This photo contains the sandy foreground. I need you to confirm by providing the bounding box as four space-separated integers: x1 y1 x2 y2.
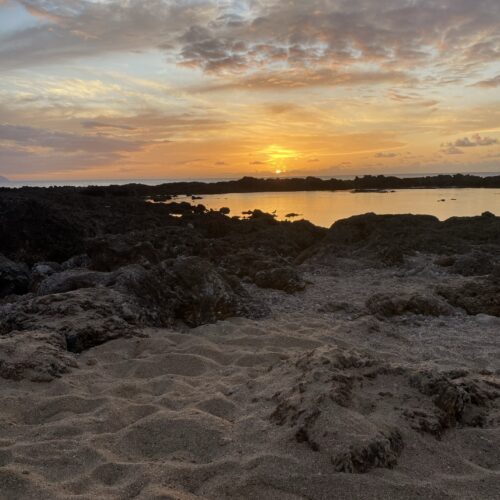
1 255 499 499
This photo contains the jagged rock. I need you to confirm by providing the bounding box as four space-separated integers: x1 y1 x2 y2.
0 254 30 297
61 254 91 270
169 257 265 326
407 370 497 436
86 235 160 271
366 292 453 317
0 330 76 382
0 287 143 354
30 261 62 288
37 269 114 296
254 266 306 293
438 279 500 316
309 213 500 267
266 347 403 473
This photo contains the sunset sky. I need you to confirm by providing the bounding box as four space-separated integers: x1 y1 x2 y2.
0 0 499 181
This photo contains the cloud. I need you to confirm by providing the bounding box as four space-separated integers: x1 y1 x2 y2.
81 120 137 131
0 0 498 90
374 152 399 158
441 145 464 155
201 68 411 91
447 134 499 148
472 75 500 88
0 123 144 153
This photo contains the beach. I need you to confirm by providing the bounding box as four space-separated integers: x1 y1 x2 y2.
0 186 499 499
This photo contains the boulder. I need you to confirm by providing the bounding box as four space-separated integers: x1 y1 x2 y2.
0 254 30 297
0 330 76 382
86 235 160 271
254 266 306 293
168 257 265 326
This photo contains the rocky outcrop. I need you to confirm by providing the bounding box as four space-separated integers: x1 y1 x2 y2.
438 278 500 316
309 213 500 267
261 346 498 473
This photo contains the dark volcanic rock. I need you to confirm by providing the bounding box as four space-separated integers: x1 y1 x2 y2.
169 257 265 326
86 235 160 271
310 213 500 266
438 279 500 316
37 269 114 296
0 330 76 382
366 292 453 317
254 266 306 293
0 254 30 297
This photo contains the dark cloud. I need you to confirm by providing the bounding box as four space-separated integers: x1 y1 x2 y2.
450 134 499 148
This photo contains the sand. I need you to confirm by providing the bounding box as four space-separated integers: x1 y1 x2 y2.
1 255 499 499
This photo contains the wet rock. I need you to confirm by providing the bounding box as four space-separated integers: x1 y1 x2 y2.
366 292 453 317
0 254 30 297
254 266 306 293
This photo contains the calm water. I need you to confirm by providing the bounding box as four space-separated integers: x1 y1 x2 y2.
184 189 500 228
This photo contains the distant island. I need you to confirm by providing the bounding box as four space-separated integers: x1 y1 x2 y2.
58 173 500 196
2 173 500 195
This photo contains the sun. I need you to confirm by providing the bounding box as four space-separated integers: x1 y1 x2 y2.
260 145 297 176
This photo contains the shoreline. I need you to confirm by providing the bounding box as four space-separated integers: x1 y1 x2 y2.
0 188 499 498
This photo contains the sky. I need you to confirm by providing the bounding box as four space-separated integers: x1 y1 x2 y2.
0 0 499 181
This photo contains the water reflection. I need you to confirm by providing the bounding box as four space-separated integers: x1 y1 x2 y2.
183 189 500 228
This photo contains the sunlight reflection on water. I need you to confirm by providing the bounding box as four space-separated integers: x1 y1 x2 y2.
181 189 500 228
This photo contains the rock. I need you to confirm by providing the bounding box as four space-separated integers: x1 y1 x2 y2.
366 292 453 317
86 235 160 271
37 269 114 296
475 314 500 326
169 257 265 326
0 254 30 297
0 287 143 355
267 347 403 473
254 266 306 293
0 330 76 382
450 252 497 276
438 279 500 316
309 213 500 267
219 207 230 215
61 254 91 270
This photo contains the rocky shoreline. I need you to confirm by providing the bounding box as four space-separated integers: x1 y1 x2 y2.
0 187 499 499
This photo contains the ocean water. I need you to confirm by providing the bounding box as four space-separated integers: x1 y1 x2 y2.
180 188 500 228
